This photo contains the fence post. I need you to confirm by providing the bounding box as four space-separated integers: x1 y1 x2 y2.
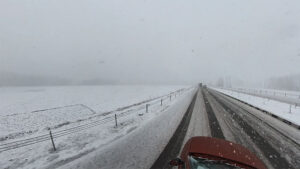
115 114 118 127
146 104 149 113
289 104 292 113
170 95 172 101
161 99 163 106
49 129 56 151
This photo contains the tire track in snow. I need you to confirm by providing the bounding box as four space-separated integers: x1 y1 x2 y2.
201 89 225 139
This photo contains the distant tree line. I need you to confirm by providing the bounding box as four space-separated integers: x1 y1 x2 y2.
266 74 300 91
0 72 72 86
215 77 232 88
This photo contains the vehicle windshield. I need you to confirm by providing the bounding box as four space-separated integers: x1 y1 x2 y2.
189 155 242 169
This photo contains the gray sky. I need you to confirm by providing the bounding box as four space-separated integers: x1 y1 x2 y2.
1 0 300 85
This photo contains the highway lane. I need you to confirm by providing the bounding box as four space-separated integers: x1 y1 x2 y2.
150 86 299 169
203 88 300 169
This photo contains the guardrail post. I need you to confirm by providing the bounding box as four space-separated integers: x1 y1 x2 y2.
115 114 118 127
49 129 56 151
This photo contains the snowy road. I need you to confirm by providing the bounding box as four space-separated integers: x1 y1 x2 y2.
199 88 300 169
145 87 300 169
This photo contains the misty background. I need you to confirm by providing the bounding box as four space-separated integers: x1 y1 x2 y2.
1 0 300 90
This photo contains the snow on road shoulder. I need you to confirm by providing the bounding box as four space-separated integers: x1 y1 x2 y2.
213 88 300 126
59 88 197 169
0 86 195 169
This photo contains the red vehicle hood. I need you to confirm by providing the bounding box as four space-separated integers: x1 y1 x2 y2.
185 137 267 169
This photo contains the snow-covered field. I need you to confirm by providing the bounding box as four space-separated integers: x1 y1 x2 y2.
214 88 300 126
224 87 300 105
0 85 195 169
0 85 187 139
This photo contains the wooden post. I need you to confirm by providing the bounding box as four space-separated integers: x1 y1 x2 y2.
115 114 118 127
49 130 56 151
146 104 149 113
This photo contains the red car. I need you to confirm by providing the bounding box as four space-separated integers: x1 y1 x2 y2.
169 137 267 169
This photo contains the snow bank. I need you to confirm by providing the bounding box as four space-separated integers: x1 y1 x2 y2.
59 88 197 169
214 88 300 126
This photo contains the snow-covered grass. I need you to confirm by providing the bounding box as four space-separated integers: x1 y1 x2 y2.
0 85 195 169
213 88 300 126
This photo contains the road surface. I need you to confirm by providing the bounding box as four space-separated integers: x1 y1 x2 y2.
152 87 300 169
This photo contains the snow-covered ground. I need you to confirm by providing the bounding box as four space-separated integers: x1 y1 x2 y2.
0 85 195 169
213 88 300 126
60 88 197 169
224 87 300 105
0 85 186 139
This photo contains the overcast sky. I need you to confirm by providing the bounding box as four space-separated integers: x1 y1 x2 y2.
1 0 300 85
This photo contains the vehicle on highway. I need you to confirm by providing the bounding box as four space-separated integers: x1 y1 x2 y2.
169 136 267 169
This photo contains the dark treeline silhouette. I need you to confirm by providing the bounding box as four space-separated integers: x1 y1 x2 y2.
0 72 72 86
267 74 300 91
